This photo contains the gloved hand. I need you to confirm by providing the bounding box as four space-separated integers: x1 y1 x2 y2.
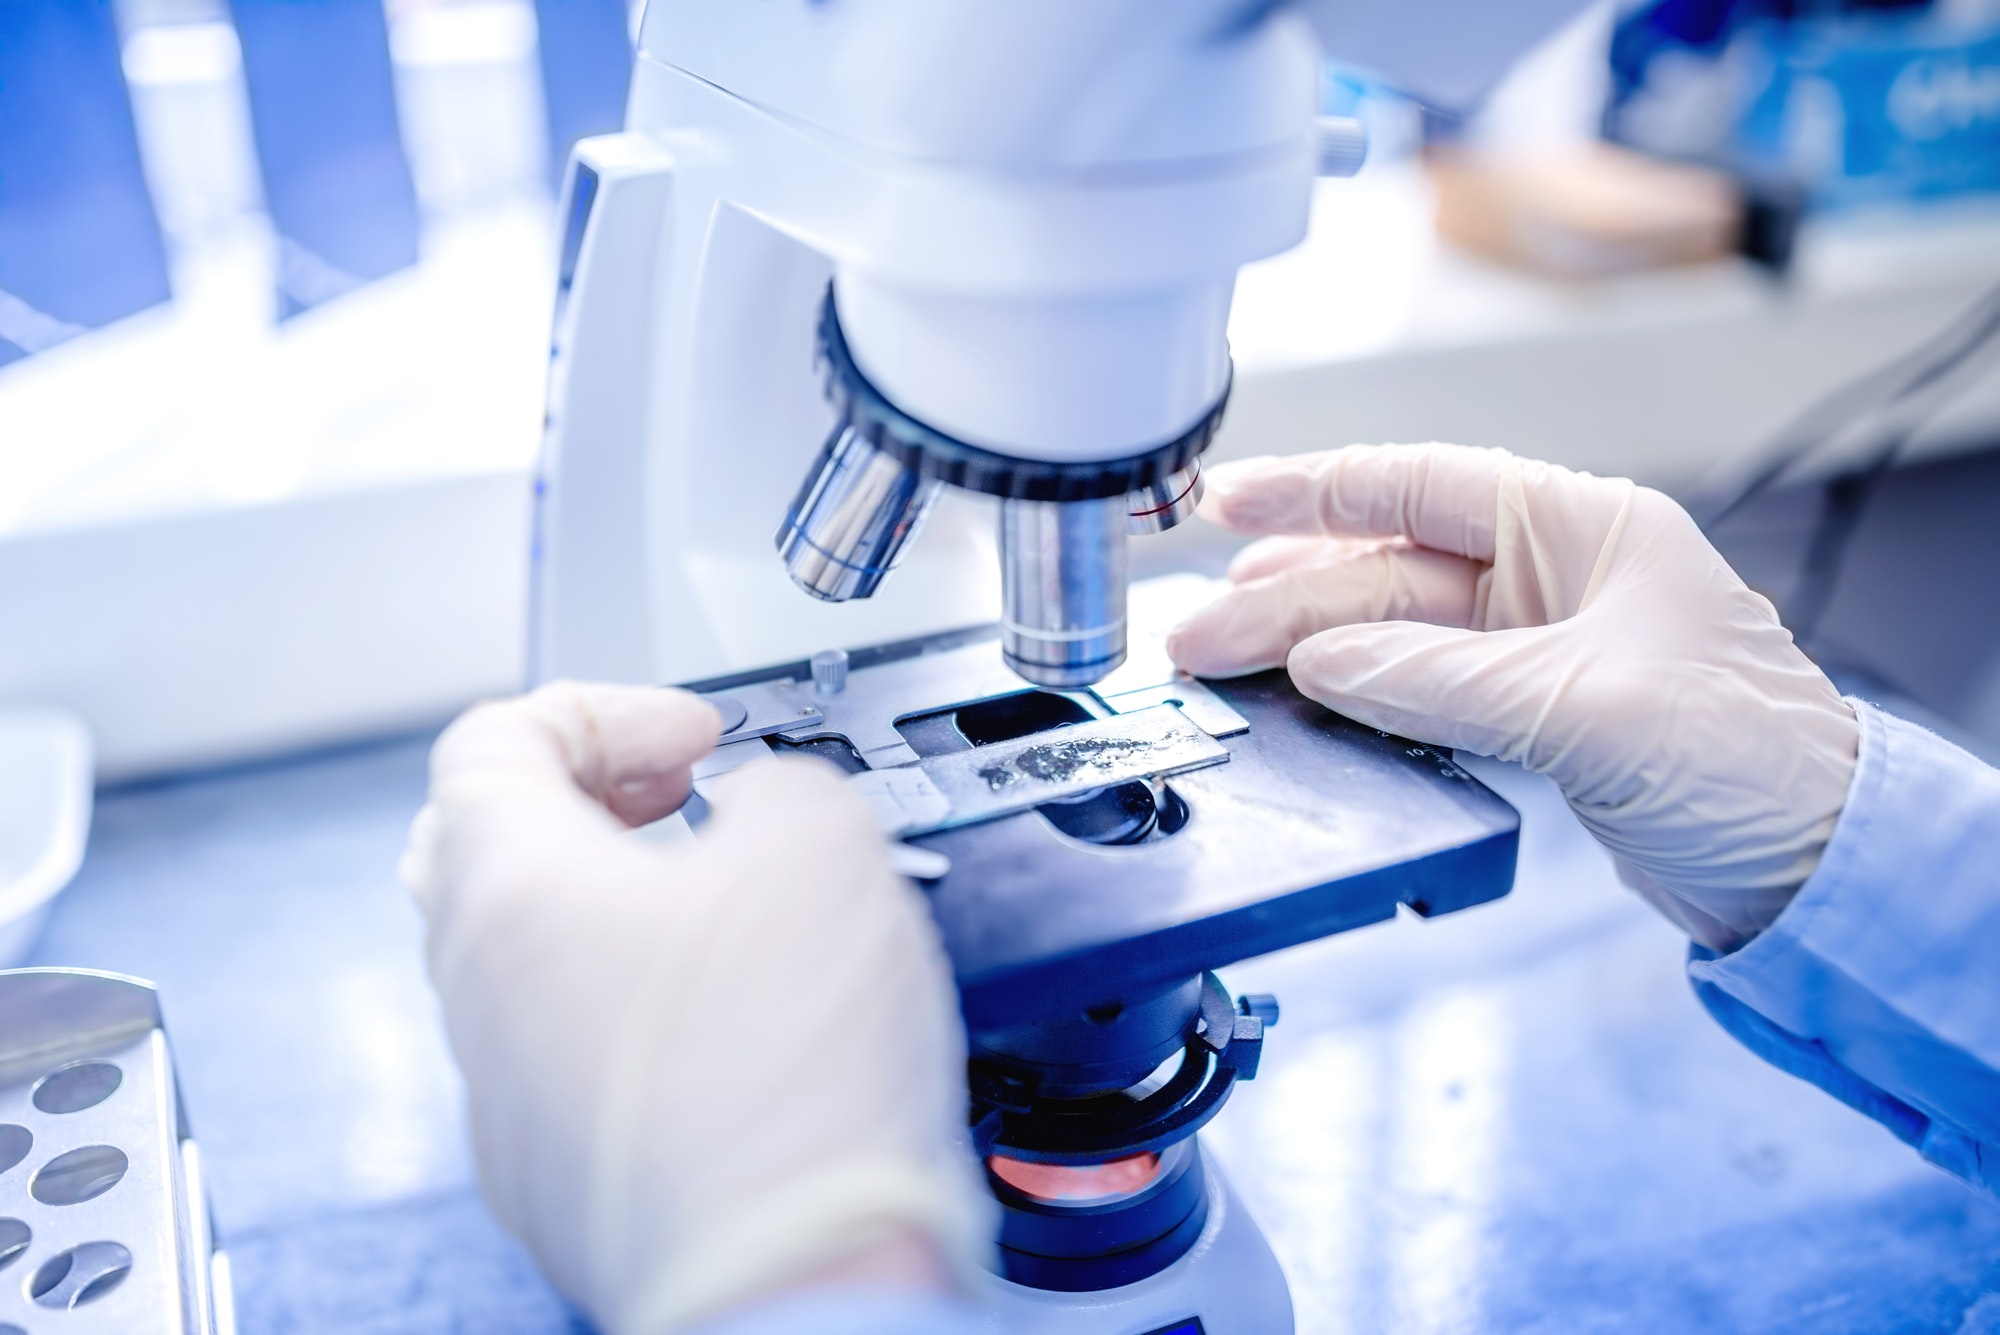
1168 443 1859 951
400 682 992 1332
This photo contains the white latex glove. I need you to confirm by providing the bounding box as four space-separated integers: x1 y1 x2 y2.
1168 444 1859 951
400 682 992 1333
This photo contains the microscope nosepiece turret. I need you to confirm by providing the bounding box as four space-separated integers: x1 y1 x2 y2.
777 288 1228 688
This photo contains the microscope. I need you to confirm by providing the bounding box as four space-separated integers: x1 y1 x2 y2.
532 3 1584 1329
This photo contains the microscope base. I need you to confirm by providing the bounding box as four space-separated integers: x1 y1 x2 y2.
979 1143 1293 1335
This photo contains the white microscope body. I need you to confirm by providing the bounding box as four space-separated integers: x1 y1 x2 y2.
534 3 1330 691
534 2 1586 1329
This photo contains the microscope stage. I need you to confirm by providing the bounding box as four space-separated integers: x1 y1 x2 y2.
685 577 1518 1031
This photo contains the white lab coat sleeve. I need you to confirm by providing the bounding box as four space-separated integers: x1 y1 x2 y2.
682 1289 987 1335
1688 698 2000 1194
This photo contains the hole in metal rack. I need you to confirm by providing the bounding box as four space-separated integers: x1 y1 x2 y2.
31 1146 129 1206
32 1060 123 1114
0 1124 28 1174
30 1241 132 1309
0 1217 28 1269
0 1324 23 1335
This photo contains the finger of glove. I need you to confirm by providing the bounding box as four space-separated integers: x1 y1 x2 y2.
1285 618 1565 762
1168 541 1483 678
1200 444 1509 558
432 681 722 826
406 683 722 921
609 758 985 1315
1207 445 1652 632
1226 534 1387 583
697 756 904 919
691 755 958 1121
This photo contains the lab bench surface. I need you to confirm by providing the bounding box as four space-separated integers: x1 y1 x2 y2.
26 730 2000 1334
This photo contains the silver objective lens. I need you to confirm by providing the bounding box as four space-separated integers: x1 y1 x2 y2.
778 426 942 601
999 496 1128 687
1127 460 1204 535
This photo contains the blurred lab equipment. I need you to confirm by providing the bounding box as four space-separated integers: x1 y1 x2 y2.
1429 139 1745 276
0 967 232 1332
0 710 93 968
528 0 1586 695
1425 0 2000 277
1607 0 2000 212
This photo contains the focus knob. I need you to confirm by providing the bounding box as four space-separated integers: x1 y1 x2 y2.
811 648 850 695
1315 115 1368 178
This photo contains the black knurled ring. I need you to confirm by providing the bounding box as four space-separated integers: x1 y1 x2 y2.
816 285 1231 503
